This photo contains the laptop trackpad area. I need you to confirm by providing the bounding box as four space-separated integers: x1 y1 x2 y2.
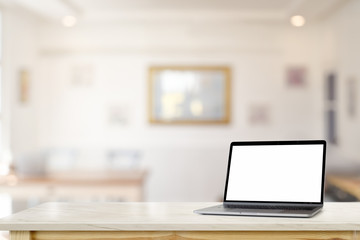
238 209 284 214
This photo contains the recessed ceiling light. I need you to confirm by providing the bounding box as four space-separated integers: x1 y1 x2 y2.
62 15 77 27
290 15 306 27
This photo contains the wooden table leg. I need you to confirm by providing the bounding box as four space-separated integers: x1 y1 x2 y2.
10 231 31 240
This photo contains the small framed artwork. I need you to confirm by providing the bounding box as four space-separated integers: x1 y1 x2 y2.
19 69 30 104
148 66 231 124
248 104 270 125
347 77 357 118
108 104 130 126
71 64 94 86
326 73 336 101
325 72 338 144
286 66 307 88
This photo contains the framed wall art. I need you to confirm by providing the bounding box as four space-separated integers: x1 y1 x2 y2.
347 77 357 118
286 66 307 88
148 66 231 124
19 69 30 104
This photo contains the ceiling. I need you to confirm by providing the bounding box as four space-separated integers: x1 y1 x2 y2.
2 0 350 24
71 0 291 11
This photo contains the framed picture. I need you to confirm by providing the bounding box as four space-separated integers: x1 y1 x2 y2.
347 77 357 118
19 69 30 104
148 66 231 124
325 72 337 144
248 104 270 125
286 66 307 88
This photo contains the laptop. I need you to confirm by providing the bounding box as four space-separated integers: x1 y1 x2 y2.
194 140 326 218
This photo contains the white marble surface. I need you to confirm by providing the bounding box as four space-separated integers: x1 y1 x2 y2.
0 202 359 231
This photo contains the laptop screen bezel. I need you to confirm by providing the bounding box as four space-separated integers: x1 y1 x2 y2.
223 140 327 206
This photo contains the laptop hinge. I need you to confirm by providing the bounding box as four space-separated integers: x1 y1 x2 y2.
223 202 321 207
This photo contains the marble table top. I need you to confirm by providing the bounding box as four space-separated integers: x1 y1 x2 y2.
0 202 359 231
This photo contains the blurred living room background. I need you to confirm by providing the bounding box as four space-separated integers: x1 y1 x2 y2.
0 0 360 225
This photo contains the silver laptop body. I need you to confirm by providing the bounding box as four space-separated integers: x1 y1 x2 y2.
195 140 326 218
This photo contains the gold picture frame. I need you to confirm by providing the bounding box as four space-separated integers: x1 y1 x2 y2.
148 66 231 124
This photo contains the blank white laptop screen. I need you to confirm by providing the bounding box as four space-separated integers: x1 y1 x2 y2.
226 144 324 203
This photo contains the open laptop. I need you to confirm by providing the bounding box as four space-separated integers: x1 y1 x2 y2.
194 140 326 218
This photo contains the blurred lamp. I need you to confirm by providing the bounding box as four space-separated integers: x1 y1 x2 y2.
290 15 306 27
62 15 77 27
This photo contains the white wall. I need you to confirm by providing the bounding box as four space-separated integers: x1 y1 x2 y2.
1 6 41 165
330 0 360 162
4 6 345 201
